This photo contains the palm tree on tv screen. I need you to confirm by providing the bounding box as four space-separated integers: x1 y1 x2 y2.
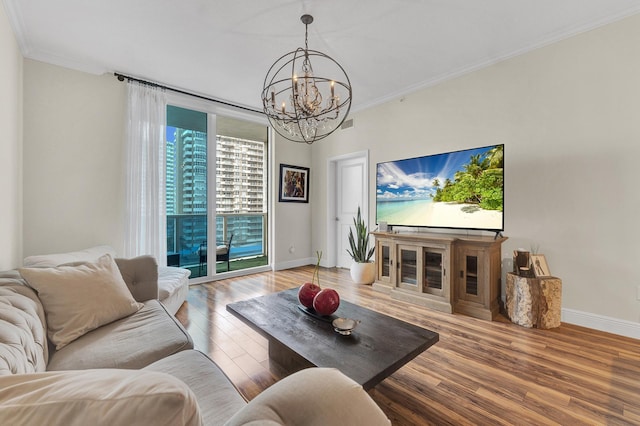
431 145 503 211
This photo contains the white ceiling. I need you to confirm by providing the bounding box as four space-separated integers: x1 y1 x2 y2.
5 0 640 113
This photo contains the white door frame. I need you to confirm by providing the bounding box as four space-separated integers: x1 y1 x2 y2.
326 150 369 268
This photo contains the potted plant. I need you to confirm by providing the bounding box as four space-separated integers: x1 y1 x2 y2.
346 206 376 284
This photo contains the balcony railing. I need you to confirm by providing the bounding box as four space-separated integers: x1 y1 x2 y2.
166 213 267 271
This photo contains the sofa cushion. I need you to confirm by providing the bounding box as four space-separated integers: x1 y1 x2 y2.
47 299 193 371
157 266 190 314
225 368 391 426
115 255 159 302
23 245 117 267
0 369 202 426
0 274 48 375
145 350 247 424
19 254 143 350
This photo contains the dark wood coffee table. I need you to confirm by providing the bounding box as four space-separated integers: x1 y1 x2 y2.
226 288 439 390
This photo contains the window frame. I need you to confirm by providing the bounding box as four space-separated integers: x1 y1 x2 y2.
166 92 272 283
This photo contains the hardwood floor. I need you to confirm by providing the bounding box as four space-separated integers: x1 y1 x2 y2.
175 266 640 425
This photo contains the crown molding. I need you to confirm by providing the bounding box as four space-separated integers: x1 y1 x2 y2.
2 0 30 55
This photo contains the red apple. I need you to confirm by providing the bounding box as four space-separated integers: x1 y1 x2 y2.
313 288 340 316
298 282 321 308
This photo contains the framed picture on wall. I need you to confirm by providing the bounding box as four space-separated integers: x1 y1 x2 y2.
279 164 310 203
531 254 551 277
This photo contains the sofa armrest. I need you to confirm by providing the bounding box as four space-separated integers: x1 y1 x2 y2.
115 256 159 302
224 368 391 426
0 369 202 426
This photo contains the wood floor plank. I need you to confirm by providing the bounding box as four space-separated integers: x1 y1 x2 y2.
175 266 640 425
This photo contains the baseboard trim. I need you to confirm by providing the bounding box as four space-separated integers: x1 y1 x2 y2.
562 308 640 340
273 257 314 271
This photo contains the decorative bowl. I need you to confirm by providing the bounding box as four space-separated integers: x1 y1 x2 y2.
332 318 360 335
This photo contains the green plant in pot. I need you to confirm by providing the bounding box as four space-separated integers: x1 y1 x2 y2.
346 206 376 284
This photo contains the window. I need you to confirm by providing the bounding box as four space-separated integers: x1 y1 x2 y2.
165 104 269 279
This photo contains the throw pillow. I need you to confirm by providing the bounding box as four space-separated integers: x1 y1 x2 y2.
22 245 117 267
19 254 143 350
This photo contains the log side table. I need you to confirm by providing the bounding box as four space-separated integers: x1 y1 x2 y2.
505 272 562 329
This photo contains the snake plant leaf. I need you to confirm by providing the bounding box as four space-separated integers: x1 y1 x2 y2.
346 206 374 263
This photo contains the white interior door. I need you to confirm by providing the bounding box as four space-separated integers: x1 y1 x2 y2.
336 155 368 268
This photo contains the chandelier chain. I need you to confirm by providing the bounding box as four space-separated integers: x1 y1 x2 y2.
304 21 309 52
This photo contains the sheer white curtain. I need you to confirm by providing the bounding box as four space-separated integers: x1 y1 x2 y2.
124 81 167 264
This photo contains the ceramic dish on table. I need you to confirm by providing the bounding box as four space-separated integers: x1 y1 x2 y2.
332 318 360 335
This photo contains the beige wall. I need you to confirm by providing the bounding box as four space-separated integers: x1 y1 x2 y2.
0 2 22 270
23 61 127 257
272 139 313 269
311 14 640 330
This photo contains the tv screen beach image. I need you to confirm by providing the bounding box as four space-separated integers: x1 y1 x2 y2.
376 145 504 231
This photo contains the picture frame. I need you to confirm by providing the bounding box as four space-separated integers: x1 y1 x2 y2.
531 254 551 277
279 164 310 203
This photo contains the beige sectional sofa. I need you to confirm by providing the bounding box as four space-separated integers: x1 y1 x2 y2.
22 245 191 315
0 253 390 425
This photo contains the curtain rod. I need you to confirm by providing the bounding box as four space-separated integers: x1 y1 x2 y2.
114 72 263 115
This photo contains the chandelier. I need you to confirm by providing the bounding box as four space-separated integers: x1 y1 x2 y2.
261 14 352 144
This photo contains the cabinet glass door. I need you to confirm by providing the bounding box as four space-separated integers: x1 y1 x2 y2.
423 249 443 295
459 247 483 303
376 240 392 284
381 244 391 278
465 255 478 295
398 246 418 289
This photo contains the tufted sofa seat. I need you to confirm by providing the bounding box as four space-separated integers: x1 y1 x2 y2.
0 271 48 375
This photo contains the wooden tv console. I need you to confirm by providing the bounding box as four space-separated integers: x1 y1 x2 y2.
371 231 507 320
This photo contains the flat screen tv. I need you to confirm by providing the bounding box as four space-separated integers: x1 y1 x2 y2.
376 144 504 232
